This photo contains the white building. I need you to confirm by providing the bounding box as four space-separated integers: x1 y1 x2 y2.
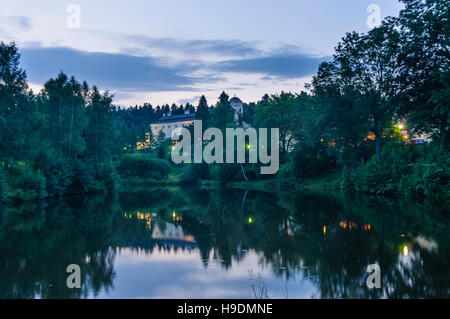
150 109 195 140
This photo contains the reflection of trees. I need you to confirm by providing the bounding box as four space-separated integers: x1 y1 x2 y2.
0 186 448 298
180 188 450 298
0 195 118 298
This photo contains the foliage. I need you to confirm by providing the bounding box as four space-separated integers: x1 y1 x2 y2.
0 165 7 203
340 143 449 200
116 155 172 180
7 162 47 202
179 163 210 186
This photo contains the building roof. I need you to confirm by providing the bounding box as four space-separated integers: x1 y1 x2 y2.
152 113 195 124
230 96 243 104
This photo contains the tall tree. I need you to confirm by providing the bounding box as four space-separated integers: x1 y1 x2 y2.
196 95 210 129
396 0 450 146
316 22 402 161
0 42 32 162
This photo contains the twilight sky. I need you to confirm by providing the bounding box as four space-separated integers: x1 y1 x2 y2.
0 0 403 107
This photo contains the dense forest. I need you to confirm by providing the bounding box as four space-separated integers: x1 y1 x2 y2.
0 0 448 204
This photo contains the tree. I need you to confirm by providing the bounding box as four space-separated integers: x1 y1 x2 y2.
84 87 117 168
210 91 234 131
315 22 402 161
196 95 210 129
396 0 450 146
0 42 33 162
254 92 300 155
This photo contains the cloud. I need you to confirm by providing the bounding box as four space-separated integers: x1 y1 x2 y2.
212 54 327 78
17 41 327 105
177 96 201 105
126 35 260 57
19 46 200 92
0 15 32 31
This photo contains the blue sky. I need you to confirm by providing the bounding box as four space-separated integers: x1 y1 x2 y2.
0 0 403 106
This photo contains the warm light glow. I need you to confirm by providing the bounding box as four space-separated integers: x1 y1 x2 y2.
403 245 408 256
323 226 327 235
399 124 404 129
172 212 176 217
248 217 253 223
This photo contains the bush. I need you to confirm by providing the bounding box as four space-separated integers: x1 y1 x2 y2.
343 143 449 200
277 161 296 189
0 165 7 203
179 163 210 186
399 146 449 200
116 155 172 180
291 146 336 178
210 164 241 186
35 153 71 197
7 161 47 202
99 161 119 192
67 161 97 195
353 156 396 195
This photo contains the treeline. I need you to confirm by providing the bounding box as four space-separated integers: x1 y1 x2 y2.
114 102 196 148
0 0 448 203
0 47 123 202
178 0 449 201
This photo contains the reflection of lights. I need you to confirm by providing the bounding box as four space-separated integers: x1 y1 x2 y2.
339 221 357 230
363 224 371 231
403 245 408 256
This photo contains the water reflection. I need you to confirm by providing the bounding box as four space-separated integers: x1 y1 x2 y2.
0 188 448 298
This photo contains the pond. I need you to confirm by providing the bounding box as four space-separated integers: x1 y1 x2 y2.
0 187 448 298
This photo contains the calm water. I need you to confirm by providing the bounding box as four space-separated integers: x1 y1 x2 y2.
0 187 448 299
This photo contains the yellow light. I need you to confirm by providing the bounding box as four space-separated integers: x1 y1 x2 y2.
246 144 251 150
323 226 327 235
403 245 408 256
248 217 253 223
399 124 404 129
172 212 176 217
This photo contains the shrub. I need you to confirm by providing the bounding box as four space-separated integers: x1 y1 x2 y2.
210 164 241 186
0 165 7 203
35 153 71 197
98 161 119 192
291 146 336 178
399 146 449 200
7 161 47 201
116 155 172 180
277 161 296 189
353 156 395 195
179 163 210 186
67 161 97 195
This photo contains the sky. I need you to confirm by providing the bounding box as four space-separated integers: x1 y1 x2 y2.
0 0 403 107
